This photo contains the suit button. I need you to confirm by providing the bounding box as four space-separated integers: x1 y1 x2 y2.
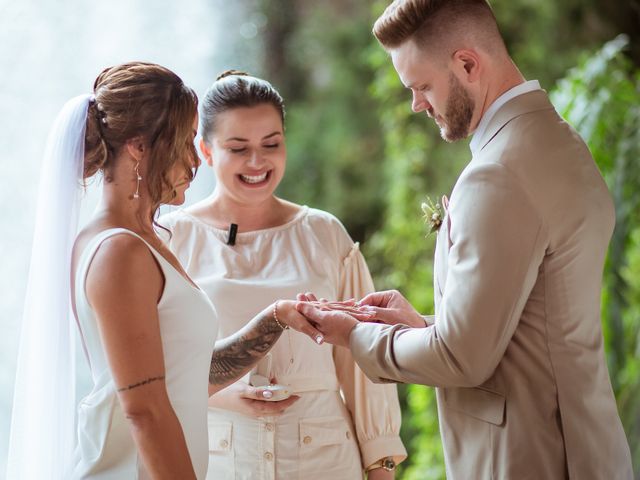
265 423 274 432
346 431 351 439
303 435 312 444
264 451 273 461
219 439 228 448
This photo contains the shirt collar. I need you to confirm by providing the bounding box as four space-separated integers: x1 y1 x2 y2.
469 80 541 155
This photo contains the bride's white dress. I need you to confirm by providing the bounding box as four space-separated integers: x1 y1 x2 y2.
69 228 217 479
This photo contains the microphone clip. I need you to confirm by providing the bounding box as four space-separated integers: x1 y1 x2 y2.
226 223 238 246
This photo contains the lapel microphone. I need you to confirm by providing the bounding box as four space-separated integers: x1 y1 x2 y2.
226 223 238 246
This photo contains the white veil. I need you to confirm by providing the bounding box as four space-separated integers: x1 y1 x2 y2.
6 95 91 479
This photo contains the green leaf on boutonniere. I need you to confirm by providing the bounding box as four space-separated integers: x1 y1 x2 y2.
421 196 443 236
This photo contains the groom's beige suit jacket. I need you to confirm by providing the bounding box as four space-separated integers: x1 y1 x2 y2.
350 91 633 479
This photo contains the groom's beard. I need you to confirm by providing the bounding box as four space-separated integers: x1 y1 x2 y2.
439 73 475 143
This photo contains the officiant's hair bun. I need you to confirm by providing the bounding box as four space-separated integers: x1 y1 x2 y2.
200 71 285 143
84 62 199 207
215 69 249 81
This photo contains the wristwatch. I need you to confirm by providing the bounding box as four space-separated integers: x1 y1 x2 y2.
365 456 396 472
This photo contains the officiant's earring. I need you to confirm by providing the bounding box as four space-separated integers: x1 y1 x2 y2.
133 161 142 199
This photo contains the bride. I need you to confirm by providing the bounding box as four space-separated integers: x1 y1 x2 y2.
6 61 322 480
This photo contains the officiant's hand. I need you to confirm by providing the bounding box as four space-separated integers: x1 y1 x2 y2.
208 380 300 417
357 290 426 328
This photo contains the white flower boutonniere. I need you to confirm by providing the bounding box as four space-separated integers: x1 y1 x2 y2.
421 196 444 236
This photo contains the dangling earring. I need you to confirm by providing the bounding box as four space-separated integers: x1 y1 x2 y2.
133 161 142 199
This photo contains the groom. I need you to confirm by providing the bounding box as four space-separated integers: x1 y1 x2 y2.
298 0 633 478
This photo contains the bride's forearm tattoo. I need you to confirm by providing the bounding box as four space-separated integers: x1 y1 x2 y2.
117 375 165 392
209 312 283 386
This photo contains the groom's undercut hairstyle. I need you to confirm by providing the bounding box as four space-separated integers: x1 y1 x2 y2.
373 0 508 59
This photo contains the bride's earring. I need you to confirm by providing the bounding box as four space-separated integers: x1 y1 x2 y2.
133 161 142 199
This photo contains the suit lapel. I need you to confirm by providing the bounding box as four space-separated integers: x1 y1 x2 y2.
433 206 451 314
474 90 555 153
433 90 554 315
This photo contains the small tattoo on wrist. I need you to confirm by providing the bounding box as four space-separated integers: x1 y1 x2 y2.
117 375 165 392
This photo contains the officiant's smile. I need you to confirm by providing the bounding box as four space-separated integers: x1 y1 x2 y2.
200 103 286 204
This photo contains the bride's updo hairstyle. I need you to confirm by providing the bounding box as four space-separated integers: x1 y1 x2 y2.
84 62 199 205
199 69 285 145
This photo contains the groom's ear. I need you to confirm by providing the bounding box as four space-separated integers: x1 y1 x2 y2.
452 49 481 83
199 139 214 167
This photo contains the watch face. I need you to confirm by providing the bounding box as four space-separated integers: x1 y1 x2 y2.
383 458 396 471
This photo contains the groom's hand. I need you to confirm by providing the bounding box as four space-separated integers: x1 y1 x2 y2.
358 290 426 328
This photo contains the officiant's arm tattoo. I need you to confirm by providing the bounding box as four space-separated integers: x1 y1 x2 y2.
209 313 283 385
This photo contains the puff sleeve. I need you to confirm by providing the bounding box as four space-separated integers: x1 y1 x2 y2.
332 242 407 468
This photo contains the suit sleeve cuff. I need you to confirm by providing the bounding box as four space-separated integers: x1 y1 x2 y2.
349 322 398 384
422 315 435 326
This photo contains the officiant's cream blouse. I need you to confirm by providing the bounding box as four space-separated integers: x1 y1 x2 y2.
162 206 406 479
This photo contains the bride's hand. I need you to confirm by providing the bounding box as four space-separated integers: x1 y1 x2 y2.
296 293 374 321
275 300 326 345
208 381 300 417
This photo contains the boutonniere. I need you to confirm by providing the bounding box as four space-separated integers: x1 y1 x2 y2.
421 196 444 235
420 195 449 236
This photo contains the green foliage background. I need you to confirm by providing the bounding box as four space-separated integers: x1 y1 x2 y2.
245 0 640 477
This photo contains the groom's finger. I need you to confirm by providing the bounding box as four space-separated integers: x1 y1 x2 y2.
350 312 376 321
301 302 374 322
358 306 400 325
331 304 376 320
358 291 393 307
